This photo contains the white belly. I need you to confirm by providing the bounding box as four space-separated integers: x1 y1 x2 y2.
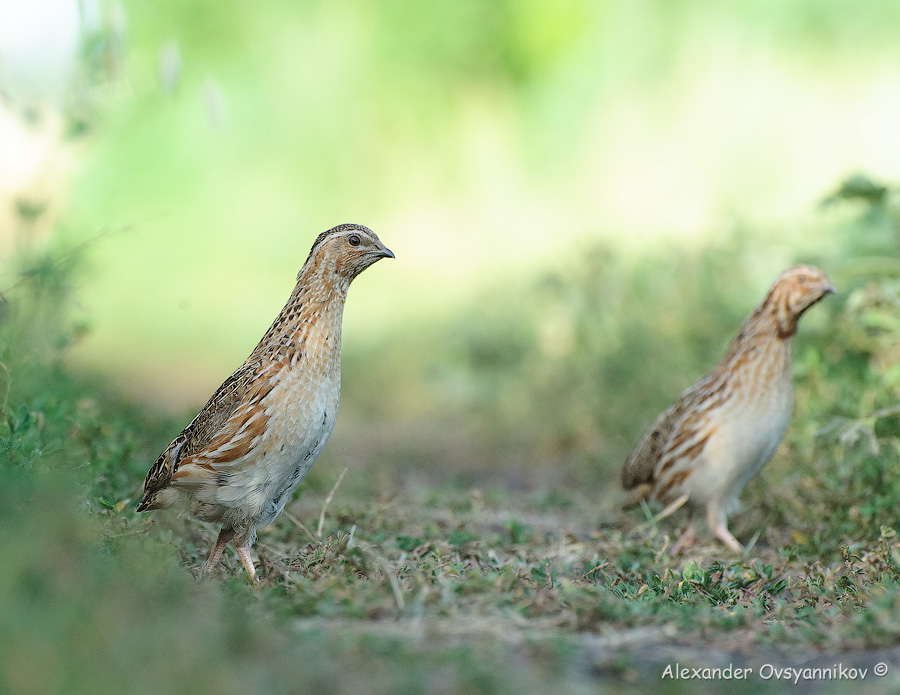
688 377 793 511
210 366 341 528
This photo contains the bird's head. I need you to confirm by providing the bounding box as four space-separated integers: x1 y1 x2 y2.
303 223 394 285
765 265 836 337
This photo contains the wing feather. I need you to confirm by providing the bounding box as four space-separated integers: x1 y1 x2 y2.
137 359 267 510
621 371 723 498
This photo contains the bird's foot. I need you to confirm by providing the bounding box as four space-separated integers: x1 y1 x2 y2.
200 528 235 578
713 524 742 552
236 544 259 585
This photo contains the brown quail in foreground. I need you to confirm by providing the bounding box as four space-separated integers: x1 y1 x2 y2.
138 224 394 582
622 265 835 552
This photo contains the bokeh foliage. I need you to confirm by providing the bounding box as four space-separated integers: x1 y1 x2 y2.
53 0 900 409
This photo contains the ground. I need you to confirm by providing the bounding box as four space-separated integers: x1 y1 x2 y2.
133 473 900 694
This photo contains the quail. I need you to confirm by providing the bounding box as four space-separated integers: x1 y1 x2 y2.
138 223 394 581
622 265 835 552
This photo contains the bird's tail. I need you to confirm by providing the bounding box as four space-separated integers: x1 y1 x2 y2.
136 491 160 512
136 487 180 512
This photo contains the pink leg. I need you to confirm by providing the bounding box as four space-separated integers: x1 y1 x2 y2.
235 544 258 585
707 504 742 552
713 524 742 552
201 528 234 576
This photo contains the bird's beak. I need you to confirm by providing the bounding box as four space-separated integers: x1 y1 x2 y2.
376 246 395 260
821 282 837 295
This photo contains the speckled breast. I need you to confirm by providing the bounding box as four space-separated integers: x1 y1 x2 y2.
715 343 794 487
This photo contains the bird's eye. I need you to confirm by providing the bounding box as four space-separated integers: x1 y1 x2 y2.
348 234 361 247
797 275 807 284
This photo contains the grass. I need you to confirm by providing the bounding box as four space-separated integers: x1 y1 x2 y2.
2 179 900 693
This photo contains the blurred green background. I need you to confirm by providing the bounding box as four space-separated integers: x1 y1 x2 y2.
3 0 900 486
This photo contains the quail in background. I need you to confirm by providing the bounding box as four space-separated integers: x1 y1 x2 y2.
622 265 835 552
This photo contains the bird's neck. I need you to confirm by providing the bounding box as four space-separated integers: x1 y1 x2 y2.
759 287 798 339
721 306 793 377
296 257 352 304
252 266 349 361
